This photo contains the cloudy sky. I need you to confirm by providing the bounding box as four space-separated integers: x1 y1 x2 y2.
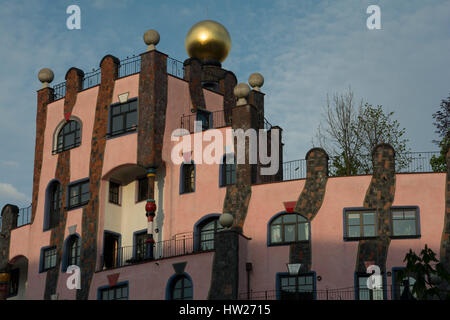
0 0 449 209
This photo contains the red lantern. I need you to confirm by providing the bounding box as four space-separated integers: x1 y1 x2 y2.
146 200 156 213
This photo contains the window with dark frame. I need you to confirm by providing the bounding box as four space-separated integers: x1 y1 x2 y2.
137 177 148 202
196 109 211 131
345 210 376 239
222 154 236 186
54 120 81 154
171 276 193 300
199 218 223 251
269 213 309 245
8 268 19 297
109 181 120 205
356 274 384 300
68 236 81 267
109 100 137 137
181 163 195 194
99 284 129 300
134 232 147 261
279 274 314 300
391 208 419 237
43 247 57 271
392 268 417 300
48 182 62 229
68 180 90 209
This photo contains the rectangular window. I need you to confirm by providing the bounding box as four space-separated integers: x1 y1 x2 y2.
196 109 212 131
279 274 315 300
99 284 129 300
68 180 90 209
109 181 120 205
109 100 138 137
391 208 419 237
137 177 148 202
134 232 147 261
356 274 384 300
345 210 376 240
43 247 57 271
8 269 19 297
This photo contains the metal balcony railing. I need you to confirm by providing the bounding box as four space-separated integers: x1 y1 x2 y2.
118 55 141 79
100 234 214 270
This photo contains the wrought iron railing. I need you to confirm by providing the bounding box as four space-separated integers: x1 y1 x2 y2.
53 81 66 100
82 69 101 90
100 234 214 270
118 55 141 79
16 204 32 227
397 151 443 173
167 57 184 79
180 110 229 133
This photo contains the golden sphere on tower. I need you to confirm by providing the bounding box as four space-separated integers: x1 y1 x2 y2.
185 20 231 63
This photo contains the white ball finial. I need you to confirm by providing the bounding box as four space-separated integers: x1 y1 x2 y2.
143 30 160 51
219 213 234 229
234 83 250 106
248 73 264 91
38 68 54 88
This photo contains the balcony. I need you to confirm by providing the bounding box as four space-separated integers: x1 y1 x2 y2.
99 233 214 271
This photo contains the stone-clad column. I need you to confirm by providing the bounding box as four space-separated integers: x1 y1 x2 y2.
44 67 84 300
0 205 19 300
290 148 329 271
440 147 450 271
355 144 396 281
76 55 120 300
184 58 206 112
31 70 55 224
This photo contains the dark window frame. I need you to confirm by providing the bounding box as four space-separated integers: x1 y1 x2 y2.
198 218 223 252
220 154 236 187
180 162 195 194
67 180 90 210
196 109 212 131
390 207 420 239
109 181 121 205
134 231 147 261
392 267 417 300
48 181 62 230
108 99 138 138
99 283 129 300
42 247 57 272
137 177 148 203
67 235 81 267
171 275 193 300
268 212 310 246
53 120 82 154
355 272 386 300
344 209 377 241
277 272 316 300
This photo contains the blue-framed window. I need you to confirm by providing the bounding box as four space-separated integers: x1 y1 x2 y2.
53 120 81 154
102 231 121 269
196 109 212 131
219 154 236 187
167 274 193 300
198 217 223 251
40 246 57 272
343 208 377 240
354 272 386 300
390 207 420 238
180 162 195 194
98 282 129 300
62 234 81 272
44 180 62 230
276 272 316 300
108 99 138 138
268 212 310 246
68 179 90 209
391 267 417 300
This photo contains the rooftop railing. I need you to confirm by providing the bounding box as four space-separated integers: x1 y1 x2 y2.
167 57 185 79
118 55 140 79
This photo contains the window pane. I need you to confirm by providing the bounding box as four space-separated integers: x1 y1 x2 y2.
126 111 137 129
81 182 89 194
64 132 75 147
271 225 281 243
348 213 360 225
348 225 360 238
392 211 403 219
112 115 124 133
393 220 416 236
283 214 296 224
404 210 416 219
112 105 120 115
298 222 308 241
363 225 375 237
284 225 295 242
363 212 375 225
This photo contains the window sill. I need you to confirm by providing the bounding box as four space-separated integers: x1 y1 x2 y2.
106 129 137 140
268 240 309 247
343 236 377 242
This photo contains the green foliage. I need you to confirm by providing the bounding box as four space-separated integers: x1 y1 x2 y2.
400 245 450 300
430 137 448 172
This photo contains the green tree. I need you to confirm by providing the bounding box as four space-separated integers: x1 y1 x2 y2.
315 88 410 175
400 245 450 300
430 94 449 172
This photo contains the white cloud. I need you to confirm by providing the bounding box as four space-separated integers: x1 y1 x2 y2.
1 160 19 167
0 183 31 206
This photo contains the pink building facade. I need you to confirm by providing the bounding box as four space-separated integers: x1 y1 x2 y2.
0 29 449 301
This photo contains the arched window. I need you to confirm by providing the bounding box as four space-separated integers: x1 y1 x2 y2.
220 154 236 187
180 162 195 194
269 212 309 245
44 181 62 230
198 217 223 251
54 120 81 153
170 275 193 300
62 234 81 271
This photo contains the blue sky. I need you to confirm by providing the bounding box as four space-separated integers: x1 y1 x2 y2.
0 0 449 209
